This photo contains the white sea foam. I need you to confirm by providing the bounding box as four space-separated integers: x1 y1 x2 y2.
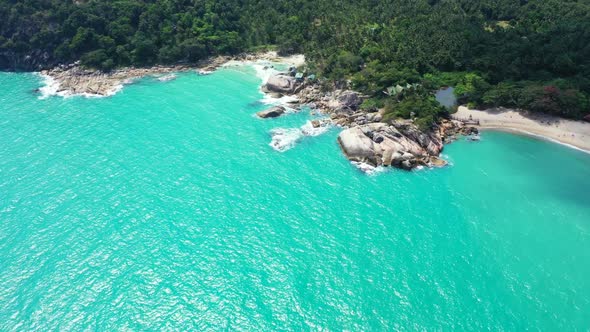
270 128 303 152
37 74 60 99
351 161 386 175
269 120 331 152
300 120 331 137
251 62 279 85
250 62 303 106
261 94 299 106
157 74 176 82
439 154 453 167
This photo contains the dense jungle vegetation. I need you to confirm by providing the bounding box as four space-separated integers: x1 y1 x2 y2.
1 0 589 121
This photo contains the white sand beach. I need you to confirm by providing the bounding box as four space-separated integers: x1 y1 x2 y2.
454 106 590 152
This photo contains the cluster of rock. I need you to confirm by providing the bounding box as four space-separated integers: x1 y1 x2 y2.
40 62 193 96
37 51 287 97
41 54 478 173
259 72 478 172
338 121 461 170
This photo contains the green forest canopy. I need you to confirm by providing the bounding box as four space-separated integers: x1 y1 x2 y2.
1 0 589 120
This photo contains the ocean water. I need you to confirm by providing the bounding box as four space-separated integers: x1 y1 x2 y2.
1 67 590 330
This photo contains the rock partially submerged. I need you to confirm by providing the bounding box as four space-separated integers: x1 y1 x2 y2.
337 121 454 171
270 119 331 152
38 52 283 98
257 106 286 118
40 64 191 97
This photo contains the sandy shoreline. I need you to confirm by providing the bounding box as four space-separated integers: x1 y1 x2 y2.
454 106 590 153
38 51 305 98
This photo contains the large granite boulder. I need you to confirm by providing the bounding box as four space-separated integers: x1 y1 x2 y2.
337 122 447 171
338 91 362 109
265 75 296 94
337 126 376 164
257 106 286 118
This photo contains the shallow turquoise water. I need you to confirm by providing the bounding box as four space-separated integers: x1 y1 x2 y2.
1 68 590 330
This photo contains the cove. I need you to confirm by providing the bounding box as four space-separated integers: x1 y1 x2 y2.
0 68 589 330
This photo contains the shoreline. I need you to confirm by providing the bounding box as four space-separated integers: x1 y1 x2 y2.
454 106 590 153
37 51 305 98
479 127 590 155
36 55 590 171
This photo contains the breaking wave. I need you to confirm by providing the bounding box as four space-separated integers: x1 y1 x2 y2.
270 120 331 152
36 73 123 99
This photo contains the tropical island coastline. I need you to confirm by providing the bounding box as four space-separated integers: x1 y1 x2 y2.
4 0 589 173
37 51 305 98
37 53 590 172
2 1 590 329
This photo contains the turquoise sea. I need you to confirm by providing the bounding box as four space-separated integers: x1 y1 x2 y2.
1 67 590 330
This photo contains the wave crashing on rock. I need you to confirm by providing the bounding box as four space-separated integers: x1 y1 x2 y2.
269 120 331 152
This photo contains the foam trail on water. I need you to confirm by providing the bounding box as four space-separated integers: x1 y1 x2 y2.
251 62 279 85
351 161 386 175
224 59 299 106
37 74 60 99
252 63 302 106
270 128 303 152
300 120 330 137
157 74 177 82
270 120 331 152
261 94 299 106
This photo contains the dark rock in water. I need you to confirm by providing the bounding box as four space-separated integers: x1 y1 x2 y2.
268 92 283 99
256 106 286 118
401 160 413 170
428 156 448 168
248 100 265 108
265 75 296 94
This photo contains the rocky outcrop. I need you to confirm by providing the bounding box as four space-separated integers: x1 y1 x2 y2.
36 52 284 97
337 126 377 162
41 63 193 96
336 91 362 112
255 69 482 173
264 75 297 94
337 122 454 171
257 106 286 118
437 119 479 143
